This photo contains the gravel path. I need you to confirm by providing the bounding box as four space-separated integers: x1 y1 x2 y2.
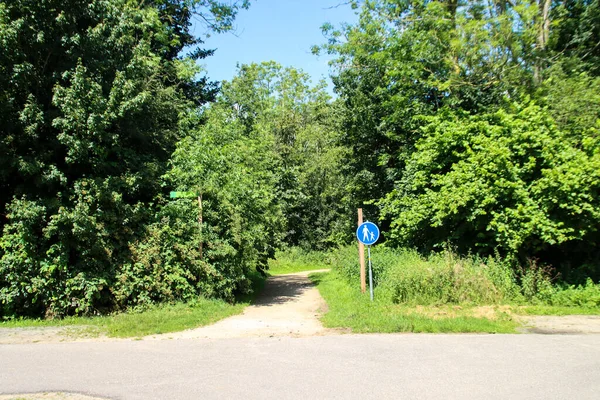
0 393 107 400
520 315 600 334
148 269 333 340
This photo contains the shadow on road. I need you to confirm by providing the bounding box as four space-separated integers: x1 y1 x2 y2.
253 275 315 306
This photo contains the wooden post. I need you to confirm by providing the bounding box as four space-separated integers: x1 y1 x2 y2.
198 193 203 261
358 208 366 293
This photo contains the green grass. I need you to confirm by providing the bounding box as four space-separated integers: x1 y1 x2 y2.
267 247 330 275
309 272 519 333
0 298 246 338
0 272 267 338
99 298 246 337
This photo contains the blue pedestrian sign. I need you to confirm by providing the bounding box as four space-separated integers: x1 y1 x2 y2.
357 222 380 246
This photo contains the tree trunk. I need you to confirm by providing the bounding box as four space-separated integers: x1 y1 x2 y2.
534 0 551 84
445 0 460 75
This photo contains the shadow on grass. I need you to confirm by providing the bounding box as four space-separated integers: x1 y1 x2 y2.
307 271 328 286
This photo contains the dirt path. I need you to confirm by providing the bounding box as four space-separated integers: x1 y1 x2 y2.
148 269 334 340
519 315 600 334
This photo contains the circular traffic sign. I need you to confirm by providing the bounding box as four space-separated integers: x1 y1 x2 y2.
356 222 379 245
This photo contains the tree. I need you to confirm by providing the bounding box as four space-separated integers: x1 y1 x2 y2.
168 102 285 285
549 0 600 76
0 0 249 318
319 0 600 277
381 103 600 279
316 0 543 223
219 62 351 248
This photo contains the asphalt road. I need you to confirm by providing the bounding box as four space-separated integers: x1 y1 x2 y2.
1 334 599 399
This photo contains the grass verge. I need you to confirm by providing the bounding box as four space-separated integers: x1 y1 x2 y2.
309 271 519 333
0 272 267 338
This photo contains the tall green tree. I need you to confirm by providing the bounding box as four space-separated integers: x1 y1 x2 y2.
168 103 285 285
0 0 248 318
319 0 600 276
220 62 351 248
550 0 600 76
316 0 545 222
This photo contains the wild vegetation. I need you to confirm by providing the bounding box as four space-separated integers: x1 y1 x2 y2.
0 0 253 318
316 0 600 280
307 246 600 333
329 246 600 309
1 0 600 321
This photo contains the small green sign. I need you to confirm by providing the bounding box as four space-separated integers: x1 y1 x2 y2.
170 191 197 199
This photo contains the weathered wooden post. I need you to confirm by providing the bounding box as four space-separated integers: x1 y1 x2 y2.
358 208 366 293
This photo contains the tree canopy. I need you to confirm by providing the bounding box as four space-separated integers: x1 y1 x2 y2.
1 0 599 319
0 0 250 317
318 0 600 279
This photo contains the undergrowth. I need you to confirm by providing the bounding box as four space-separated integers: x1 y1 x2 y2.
309 272 518 333
0 270 267 338
328 246 600 308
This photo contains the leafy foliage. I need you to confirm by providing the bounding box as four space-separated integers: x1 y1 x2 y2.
328 245 600 307
321 0 600 278
316 0 545 220
165 62 352 286
0 0 249 318
381 104 600 277
217 62 352 249
168 103 284 290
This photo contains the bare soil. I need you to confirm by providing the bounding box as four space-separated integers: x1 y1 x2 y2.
518 315 600 334
0 326 106 345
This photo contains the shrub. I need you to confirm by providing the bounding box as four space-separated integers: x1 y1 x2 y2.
113 199 261 310
328 245 600 307
381 103 600 278
550 279 600 307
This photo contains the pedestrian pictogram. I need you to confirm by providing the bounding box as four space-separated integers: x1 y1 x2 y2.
356 222 379 246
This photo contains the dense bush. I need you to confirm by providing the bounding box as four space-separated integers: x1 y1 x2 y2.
113 201 205 310
381 103 600 279
0 0 250 319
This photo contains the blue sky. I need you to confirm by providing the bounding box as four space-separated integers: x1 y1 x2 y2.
191 0 358 88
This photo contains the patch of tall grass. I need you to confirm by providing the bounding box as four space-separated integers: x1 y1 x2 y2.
309 272 518 333
327 246 600 308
